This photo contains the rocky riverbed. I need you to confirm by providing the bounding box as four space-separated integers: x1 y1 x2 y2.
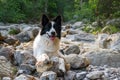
0 21 120 80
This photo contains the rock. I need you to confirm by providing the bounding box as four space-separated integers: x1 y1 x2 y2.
0 47 15 63
75 71 87 80
32 27 40 38
64 54 89 69
109 33 120 51
14 50 36 66
15 31 31 42
65 45 80 55
0 32 6 41
61 31 68 37
68 33 95 42
70 56 89 69
19 63 36 75
106 18 120 27
83 49 120 67
14 74 35 80
4 37 20 45
72 21 85 29
64 70 76 80
36 56 66 74
2 77 12 80
0 56 14 77
96 33 109 49
40 71 57 80
86 71 104 79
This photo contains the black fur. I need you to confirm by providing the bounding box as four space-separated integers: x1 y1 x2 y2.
40 15 62 39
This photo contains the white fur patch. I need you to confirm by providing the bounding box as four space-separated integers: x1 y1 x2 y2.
33 31 60 62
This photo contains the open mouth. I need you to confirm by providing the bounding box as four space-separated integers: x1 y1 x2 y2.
47 33 56 41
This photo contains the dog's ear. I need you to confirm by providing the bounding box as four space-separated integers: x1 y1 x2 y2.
53 15 61 26
41 14 49 27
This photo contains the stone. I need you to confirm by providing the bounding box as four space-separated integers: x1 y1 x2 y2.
83 49 120 67
0 56 14 77
0 47 15 63
73 33 95 42
14 50 36 66
106 18 120 27
0 32 6 41
4 37 19 45
64 70 76 80
109 33 120 51
40 71 57 80
96 33 109 49
70 56 89 69
86 71 104 79
72 21 84 29
2 77 11 80
65 45 80 55
64 54 89 69
75 71 87 80
19 63 36 75
36 56 66 74
15 31 31 42
14 74 35 80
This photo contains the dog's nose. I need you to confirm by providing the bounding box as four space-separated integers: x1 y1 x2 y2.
51 31 55 36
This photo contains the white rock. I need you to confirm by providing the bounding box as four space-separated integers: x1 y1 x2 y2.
86 71 104 79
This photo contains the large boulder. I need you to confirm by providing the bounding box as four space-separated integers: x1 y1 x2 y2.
83 49 120 67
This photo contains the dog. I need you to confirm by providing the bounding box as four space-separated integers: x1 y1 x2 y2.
33 14 66 73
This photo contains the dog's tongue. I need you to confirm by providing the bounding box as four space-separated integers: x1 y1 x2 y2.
50 36 55 41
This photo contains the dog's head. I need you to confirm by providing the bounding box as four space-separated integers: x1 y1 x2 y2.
40 14 62 41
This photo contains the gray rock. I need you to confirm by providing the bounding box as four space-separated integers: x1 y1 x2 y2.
65 45 80 55
14 50 36 66
106 18 120 27
0 56 14 77
15 31 31 42
19 63 36 75
4 37 19 45
109 33 120 51
14 74 35 80
75 71 87 80
72 21 85 29
0 47 15 63
96 33 109 49
73 33 95 42
64 70 76 80
40 71 57 80
86 71 104 79
83 49 120 67
70 56 89 69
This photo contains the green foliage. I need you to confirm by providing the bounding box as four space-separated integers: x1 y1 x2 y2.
0 0 119 23
83 25 120 34
74 0 97 21
9 28 20 35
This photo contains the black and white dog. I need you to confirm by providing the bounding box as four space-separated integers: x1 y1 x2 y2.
33 14 66 72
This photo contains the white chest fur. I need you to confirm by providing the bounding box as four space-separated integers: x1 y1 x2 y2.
33 33 60 61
